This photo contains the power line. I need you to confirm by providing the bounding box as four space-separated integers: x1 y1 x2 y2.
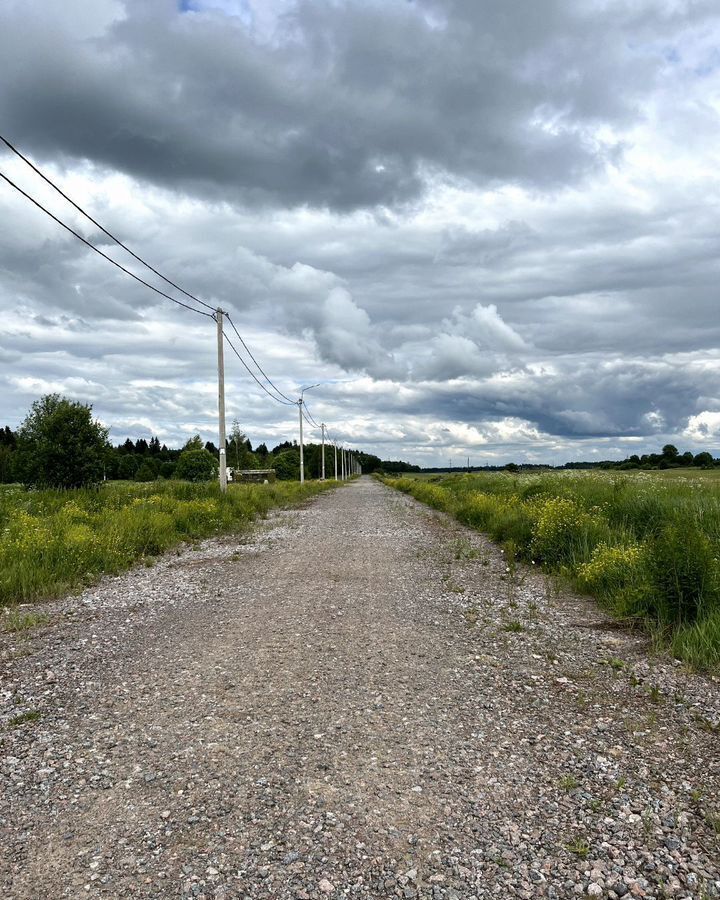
0 169 214 319
302 401 322 429
222 330 297 406
224 313 296 405
0 133 216 314
2 135 308 413
0 142 349 467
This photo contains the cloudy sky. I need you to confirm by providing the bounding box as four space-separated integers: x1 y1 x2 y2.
1 0 720 466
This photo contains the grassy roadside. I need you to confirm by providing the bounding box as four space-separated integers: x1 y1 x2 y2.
0 479 338 608
380 472 720 670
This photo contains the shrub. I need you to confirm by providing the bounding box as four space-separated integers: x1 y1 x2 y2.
175 448 218 482
530 497 608 569
576 542 650 618
647 522 720 625
15 394 109 488
135 461 158 482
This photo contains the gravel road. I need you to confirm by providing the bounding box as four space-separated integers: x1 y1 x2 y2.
2 477 720 899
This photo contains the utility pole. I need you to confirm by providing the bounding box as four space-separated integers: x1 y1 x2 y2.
216 308 228 493
298 383 320 485
334 442 338 480
321 423 326 480
298 399 304 484
341 446 346 480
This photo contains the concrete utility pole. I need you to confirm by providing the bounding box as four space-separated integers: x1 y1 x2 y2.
298 384 320 485
216 308 228 493
341 446 346 480
298 399 304 484
334 442 338 480
321 423 326 480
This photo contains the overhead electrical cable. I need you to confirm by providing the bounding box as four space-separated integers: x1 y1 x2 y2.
1 135 301 401
224 313 295 405
0 133 216 314
0 170 214 319
222 331 297 406
0 139 346 459
301 402 322 429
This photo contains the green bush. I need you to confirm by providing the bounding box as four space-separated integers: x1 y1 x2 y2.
647 522 720 625
175 448 218 482
15 394 109 488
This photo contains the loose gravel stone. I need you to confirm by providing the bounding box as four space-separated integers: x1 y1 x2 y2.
1 478 719 898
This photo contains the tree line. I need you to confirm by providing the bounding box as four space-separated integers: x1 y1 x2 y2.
0 394 418 488
562 444 719 471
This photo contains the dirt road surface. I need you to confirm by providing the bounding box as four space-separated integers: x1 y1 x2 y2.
2 477 719 899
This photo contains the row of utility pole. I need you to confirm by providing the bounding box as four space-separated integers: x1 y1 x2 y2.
216 308 361 493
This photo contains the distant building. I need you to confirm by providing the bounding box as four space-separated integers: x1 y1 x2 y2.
228 468 276 484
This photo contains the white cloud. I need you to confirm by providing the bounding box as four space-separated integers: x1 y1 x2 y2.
684 411 720 441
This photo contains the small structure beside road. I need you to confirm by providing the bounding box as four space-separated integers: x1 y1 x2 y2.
229 468 276 484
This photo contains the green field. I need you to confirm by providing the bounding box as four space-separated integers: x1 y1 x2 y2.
0 479 337 609
382 470 720 669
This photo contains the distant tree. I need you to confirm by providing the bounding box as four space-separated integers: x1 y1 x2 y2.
15 394 109 488
0 426 17 448
0 444 16 483
183 434 205 451
118 454 140 480
159 461 176 479
256 442 268 459
134 438 149 455
228 420 257 470
119 438 136 455
505 462 520 472
175 447 218 482
679 451 694 467
694 451 714 468
135 460 157 482
149 436 161 455
272 448 300 480
662 444 679 461
205 440 219 456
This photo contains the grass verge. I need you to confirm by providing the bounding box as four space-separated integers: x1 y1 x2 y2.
0 479 337 607
380 472 720 670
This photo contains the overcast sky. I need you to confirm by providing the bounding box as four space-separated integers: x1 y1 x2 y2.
1 0 720 466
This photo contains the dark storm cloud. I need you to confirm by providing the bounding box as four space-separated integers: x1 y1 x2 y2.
0 0 694 211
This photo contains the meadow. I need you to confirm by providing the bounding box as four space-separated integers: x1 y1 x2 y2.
382 469 720 669
0 479 336 608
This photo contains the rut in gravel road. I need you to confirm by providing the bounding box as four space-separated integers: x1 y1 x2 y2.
2 477 720 900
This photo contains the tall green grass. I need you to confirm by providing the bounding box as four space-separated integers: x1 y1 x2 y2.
382 472 720 669
0 479 336 607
